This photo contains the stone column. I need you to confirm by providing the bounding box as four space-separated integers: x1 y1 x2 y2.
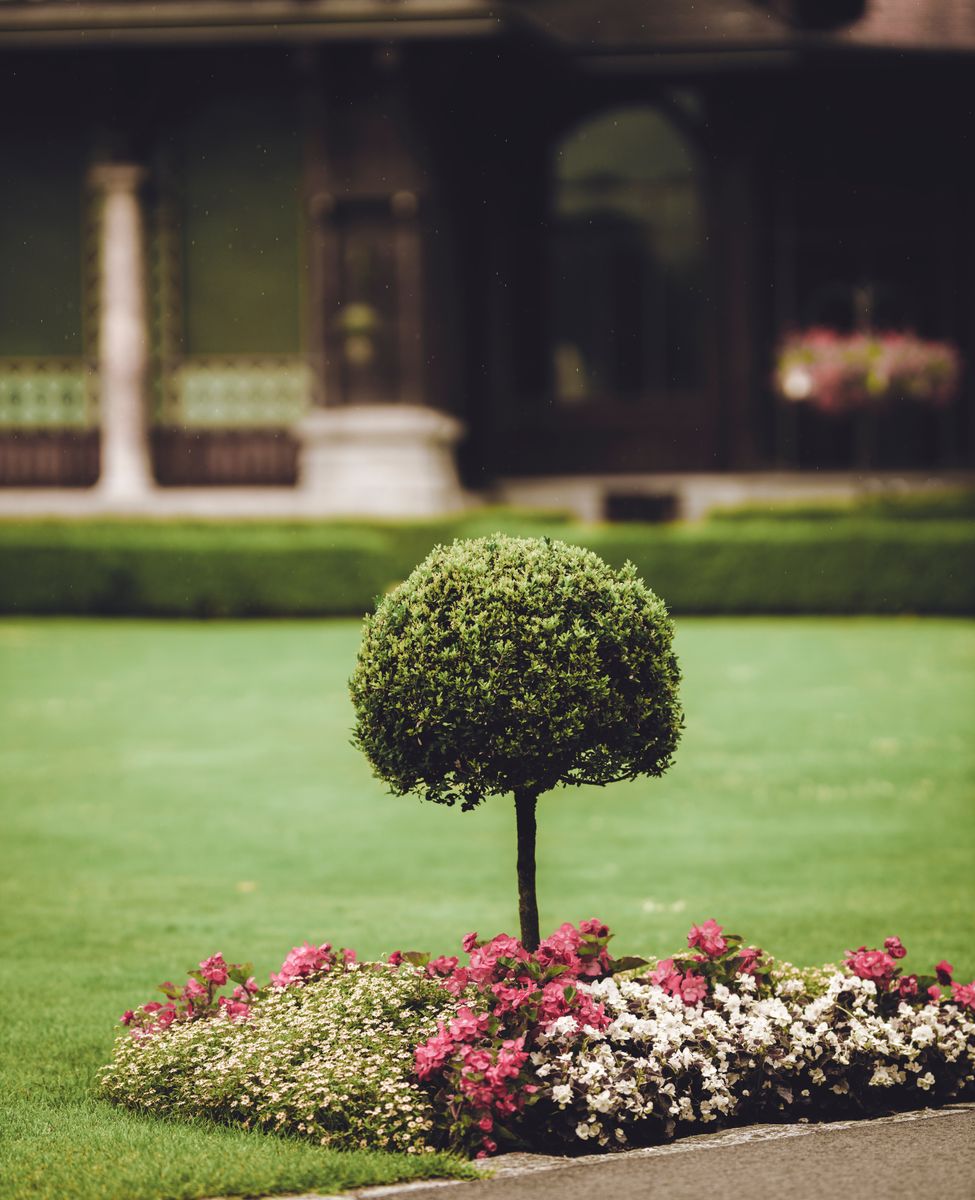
89 164 155 499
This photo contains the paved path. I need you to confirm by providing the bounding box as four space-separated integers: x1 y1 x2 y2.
301 1104 975 1200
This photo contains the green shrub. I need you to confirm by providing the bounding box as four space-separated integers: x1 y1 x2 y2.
0 521 395 617
708 487 975 523
100 965 454 1153
0 515 971 616
349 535 683 948
575 521 975 615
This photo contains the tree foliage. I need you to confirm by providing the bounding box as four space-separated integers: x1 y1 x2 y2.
350 535 683 811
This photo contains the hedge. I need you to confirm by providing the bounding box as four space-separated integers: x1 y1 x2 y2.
709 487 975 523
0 516 972 616
576 521 975 615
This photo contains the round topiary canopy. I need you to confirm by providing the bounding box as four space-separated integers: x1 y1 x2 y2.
350 534 683 812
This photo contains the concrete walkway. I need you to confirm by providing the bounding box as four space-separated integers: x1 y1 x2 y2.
298 1104 975 1200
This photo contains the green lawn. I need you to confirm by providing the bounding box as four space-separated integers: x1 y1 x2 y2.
1 617 973 1200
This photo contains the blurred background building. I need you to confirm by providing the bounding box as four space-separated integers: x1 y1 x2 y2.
0 0 973 518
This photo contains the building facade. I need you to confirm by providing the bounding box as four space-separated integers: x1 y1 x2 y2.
1 0 973 515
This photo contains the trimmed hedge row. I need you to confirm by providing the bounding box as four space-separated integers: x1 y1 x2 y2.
709 487 975 523
578 522 975 615
0 516 972 616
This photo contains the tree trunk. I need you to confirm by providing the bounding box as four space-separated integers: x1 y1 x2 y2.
514 789 540 951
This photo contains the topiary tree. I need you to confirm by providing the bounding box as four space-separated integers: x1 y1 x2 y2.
349 535 682 950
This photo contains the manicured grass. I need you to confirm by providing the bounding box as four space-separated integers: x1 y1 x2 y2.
1 617 973 1199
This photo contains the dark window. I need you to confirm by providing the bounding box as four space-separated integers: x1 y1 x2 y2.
550 108 705 406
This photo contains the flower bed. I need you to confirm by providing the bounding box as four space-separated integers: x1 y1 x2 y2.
101 922 975 1160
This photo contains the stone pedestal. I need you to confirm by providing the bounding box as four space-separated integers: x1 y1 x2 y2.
298 404 466 516
89 164 154 499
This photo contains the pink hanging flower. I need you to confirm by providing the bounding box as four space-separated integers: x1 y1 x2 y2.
462 932 480 953
738 946 763 975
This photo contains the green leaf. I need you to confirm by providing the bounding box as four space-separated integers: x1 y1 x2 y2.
610 956 649 973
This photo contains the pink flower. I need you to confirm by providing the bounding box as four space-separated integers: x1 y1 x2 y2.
199 954 229 986
477 1114 493 1132
183 978 208 1002
271 942 334 987
462 932 480 953
155 1003 177 1030
898 975 919 999
927 985 942 1003
688 919 727 958
935 961 954 985
650 958 683 996
448 1007 491 1042
441 966 471 996
883 936 907 960
844 947 897 990
579 918 610 939
342 948 357 966
951 982 975 1010
679 972 708 1006
492 981 536 1014
216 996 251 1020
738 946 762 976
536 923 583 972
143 1001 162 1014
426 956 460 978
388 950 404 967
459 1047 493 1077
232 978 258 1001
120 1010 135 1026
414 1027 455 1080
467 937 528 987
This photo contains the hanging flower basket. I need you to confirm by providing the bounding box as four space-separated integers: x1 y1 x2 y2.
774 329 962 414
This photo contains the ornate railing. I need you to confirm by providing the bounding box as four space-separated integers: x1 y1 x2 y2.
0 360 95 428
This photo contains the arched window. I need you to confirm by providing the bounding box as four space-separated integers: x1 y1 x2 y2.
550 107 705 405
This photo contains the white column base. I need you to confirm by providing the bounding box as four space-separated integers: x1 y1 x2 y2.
297 404 467 516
